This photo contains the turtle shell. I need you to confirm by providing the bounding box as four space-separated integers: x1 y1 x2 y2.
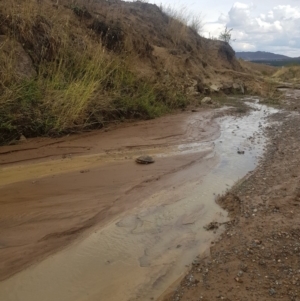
135 155 155 164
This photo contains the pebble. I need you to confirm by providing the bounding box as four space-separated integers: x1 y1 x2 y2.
269 288 276 296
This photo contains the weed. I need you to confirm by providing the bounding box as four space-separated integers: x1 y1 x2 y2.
219 26 234 44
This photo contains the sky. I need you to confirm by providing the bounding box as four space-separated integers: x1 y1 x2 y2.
138 0 300 57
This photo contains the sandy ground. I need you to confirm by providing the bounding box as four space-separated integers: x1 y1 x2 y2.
162 90 300 301
0 109 220 281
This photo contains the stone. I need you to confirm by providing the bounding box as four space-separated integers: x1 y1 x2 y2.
235 277 243 283
0 36 36 80
19 134 27 142
233 83 240 90
210 84 220 92
240 264 248 272
233 82 245 94
201 97 212 105
204 222 219 231
269 288 276 296
136 155 155 164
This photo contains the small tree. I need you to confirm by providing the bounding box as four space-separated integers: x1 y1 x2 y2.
219 26 233 43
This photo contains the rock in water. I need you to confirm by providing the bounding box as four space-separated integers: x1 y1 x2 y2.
135 155 155 164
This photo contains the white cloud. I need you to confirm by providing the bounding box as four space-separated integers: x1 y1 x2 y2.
218 13 229 23
272 5 300 20
234 42 256 51
228 2 253 27
204 2 300 56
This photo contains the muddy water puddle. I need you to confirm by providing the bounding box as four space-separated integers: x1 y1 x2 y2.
0 101 278 301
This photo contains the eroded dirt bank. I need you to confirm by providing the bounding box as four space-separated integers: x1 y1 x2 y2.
163 90 300 301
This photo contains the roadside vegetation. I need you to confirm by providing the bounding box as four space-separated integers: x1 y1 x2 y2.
0 0 190 144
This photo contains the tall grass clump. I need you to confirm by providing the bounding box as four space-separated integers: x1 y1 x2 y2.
0 35 114 141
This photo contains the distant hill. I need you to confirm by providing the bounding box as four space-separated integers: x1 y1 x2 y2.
236 51 300 67
236 51 291 61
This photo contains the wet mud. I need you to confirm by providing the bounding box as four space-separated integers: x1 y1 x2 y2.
0 100 278 301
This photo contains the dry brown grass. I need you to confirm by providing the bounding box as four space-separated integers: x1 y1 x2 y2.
239 60 278 77
272 66 300 84
0 0 189 144
159 4 203 45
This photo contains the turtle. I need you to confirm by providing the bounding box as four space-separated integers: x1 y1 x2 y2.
135 155 155 164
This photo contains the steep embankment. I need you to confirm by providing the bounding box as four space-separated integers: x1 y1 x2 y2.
0 0 258 144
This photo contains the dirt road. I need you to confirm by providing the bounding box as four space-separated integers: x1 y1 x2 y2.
0 93 295 301
163 90 300 301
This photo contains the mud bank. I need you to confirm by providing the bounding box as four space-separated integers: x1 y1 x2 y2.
0 101 278 301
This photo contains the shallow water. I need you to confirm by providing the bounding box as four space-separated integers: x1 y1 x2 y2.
0 101 278 301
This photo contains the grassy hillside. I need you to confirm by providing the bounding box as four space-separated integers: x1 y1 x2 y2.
0 0 261 144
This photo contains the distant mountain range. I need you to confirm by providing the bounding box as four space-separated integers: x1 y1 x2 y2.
235 51 300 66
236 51 292 61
